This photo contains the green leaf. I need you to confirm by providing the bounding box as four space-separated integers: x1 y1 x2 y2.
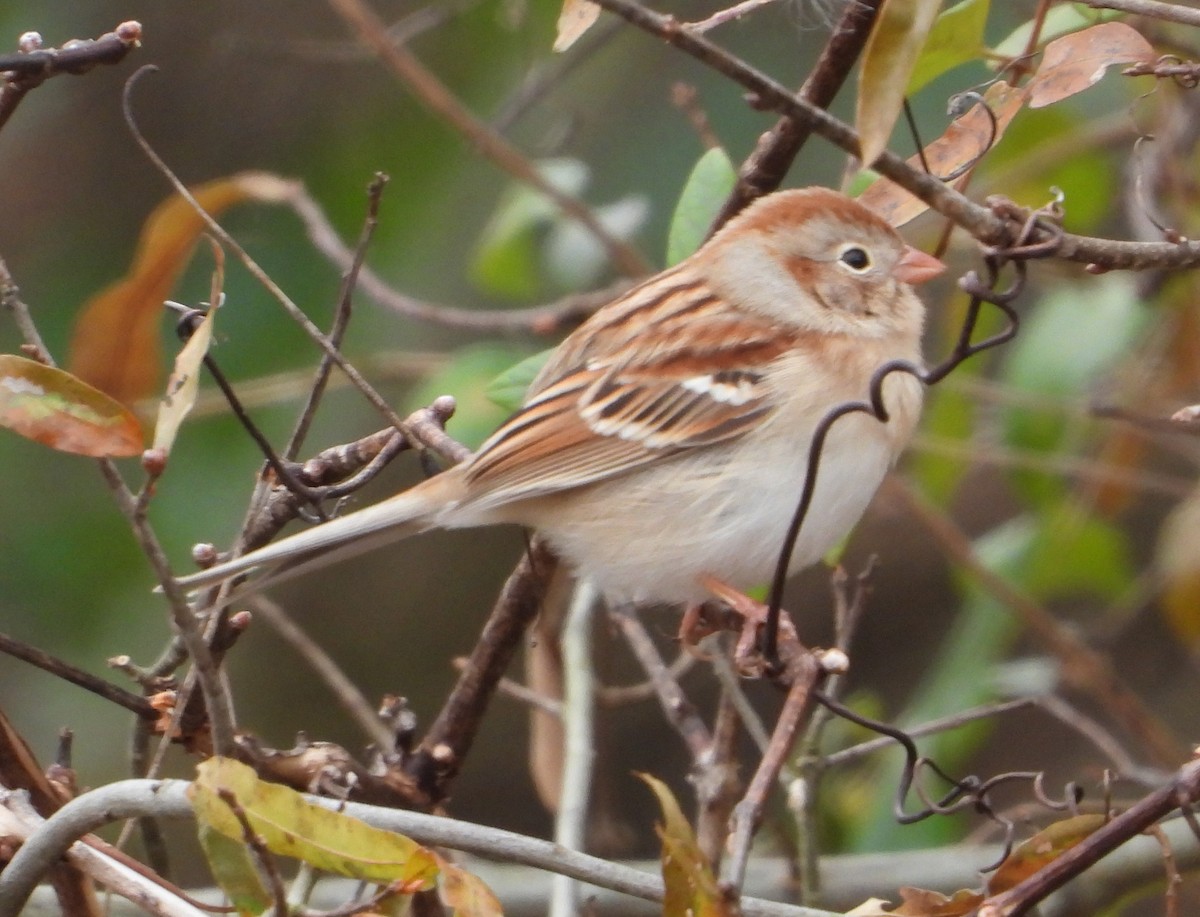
198 824 273 916
484 347 555 413
190 757 439 888
545 194 648 289
857 0 943 166
907 0 990 95
666 147 737 266
1023 511 1132 602
1001 275 1146 504
471 158 590 299
408 344 534 450
0 355 144 457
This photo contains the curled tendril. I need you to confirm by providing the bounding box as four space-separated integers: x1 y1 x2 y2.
762 255 1023 663
813 690 1086 870
941 89 999 182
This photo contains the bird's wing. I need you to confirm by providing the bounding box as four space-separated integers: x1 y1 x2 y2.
462 287 794 506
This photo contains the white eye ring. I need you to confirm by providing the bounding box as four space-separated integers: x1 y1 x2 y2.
838 244 872 272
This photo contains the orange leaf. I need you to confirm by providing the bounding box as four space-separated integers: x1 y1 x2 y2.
434 853 503 917
860 80 1029 227
1028 21 1154 109
987 814 1106 894
847 888 984 917
0 354 143 456
68 171 295 405
893 887 984 916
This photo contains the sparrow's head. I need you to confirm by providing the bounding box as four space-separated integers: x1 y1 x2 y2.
702 187 944 339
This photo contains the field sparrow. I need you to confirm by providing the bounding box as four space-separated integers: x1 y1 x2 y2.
178 187 943 606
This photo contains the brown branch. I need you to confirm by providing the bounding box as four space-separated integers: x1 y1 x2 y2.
590 0 1200 271
283 179 630 334
0 633 154 721
0 22 141 134
712 0 884 228
977 757 1200 917
325 0 651 278
403 541 558 804
1080 0 1200 26
283 172 389 462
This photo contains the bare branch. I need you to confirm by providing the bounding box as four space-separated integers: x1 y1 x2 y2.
1080 0 1200 26
325 0 651 278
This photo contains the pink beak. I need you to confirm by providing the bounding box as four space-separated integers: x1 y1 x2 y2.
895 246 946 285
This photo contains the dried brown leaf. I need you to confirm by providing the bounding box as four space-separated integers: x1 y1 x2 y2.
860 80 1029 226
1028 21 1155 109
987 814 1107 894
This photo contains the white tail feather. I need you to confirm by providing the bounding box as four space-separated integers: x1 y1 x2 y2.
175 471 461 595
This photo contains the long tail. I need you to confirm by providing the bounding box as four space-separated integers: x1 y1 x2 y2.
174 470 464 595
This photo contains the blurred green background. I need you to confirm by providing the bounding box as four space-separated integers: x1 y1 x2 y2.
2 3 1199 908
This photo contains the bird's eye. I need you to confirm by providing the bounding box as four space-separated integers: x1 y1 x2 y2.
839 246 872 272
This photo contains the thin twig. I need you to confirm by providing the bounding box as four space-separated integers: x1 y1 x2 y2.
0 634 154 721
1080 0 1200 26
284 173 388 462
591 0 1200 270
886 477 1187 768
283 175 630 333
608 606 711 760
325 0 650 278
722 651 825 891
684 0 780 33
549 580 598 917
248 596 394 751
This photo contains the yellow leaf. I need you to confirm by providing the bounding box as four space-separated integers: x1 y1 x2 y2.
857 0 943 167
68 171 294 405
639 773 734 917
189 757 439 888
